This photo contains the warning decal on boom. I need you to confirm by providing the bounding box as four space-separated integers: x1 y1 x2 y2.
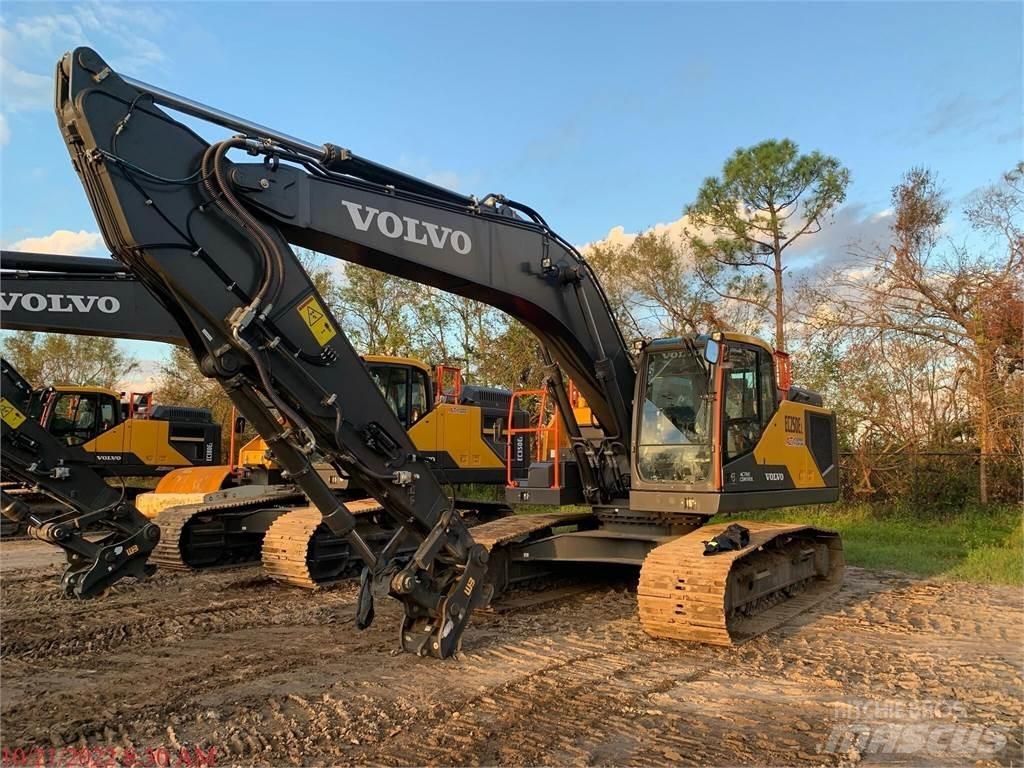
0 398 27 429
296 295 337 346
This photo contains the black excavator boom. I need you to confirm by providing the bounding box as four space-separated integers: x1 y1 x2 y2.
0 249 187 345
56 48 521 656
53 46 640 655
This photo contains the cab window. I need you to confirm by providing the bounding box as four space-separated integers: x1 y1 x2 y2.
722 346 775 461
98 394 120 432
50 393 100 446
758 353 777 427
370 365 410 427
409 369 429 425
636 348 713 484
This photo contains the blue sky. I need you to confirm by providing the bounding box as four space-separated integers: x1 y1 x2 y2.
1 1 1021 373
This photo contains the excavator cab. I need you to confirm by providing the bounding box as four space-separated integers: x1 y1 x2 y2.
364 356 433 429
42 387 121 447
29 385 220 475
629 332 839 517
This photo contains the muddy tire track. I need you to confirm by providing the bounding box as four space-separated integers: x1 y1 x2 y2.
2 540 1021 767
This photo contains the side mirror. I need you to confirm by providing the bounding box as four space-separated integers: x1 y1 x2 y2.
703 339 721 365
234 416 248 434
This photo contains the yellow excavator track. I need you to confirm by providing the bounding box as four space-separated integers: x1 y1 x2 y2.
470 511 595 551
260 504 563 589
638 521 844 646
260 500 385 588
150 488 307 570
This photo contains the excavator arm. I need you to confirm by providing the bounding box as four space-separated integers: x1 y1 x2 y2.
1 357 160 596
54 47 638 656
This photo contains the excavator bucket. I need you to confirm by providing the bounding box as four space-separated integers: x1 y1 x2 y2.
638 522 844 646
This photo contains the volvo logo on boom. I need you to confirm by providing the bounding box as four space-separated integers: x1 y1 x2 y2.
0 293 121 314
341 201 472 255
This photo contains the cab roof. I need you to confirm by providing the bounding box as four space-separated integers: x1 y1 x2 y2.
52 385 121 397
648 332 775 355
362 355 432 375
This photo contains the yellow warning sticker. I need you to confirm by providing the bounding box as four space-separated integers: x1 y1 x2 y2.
0 398 27 429
296 294 337 346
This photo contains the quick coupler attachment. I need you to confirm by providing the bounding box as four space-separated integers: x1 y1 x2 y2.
395 541 492 659
60 522 161 599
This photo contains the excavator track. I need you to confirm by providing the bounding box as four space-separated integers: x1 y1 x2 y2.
150 490 304 571
261 500 385 589
261 501 528 589
638 521 844 646
471 511 595 551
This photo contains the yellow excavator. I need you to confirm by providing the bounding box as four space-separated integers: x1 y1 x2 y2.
5 49 845 657
138 355 525 587
0 249 220 493
28 385 219 471
146 356 516 504
0 372 220 535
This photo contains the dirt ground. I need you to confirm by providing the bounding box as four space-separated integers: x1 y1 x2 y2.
1 538 1021 767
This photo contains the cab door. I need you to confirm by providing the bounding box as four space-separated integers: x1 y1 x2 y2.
90 392 129 468
47 391 101 447
719 343 781 489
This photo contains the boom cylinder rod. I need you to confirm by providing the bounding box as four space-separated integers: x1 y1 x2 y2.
0 250 126 275
122 75 325 157
121 75 472 206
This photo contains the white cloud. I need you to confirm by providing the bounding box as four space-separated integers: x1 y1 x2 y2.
116 358 164 394
0 2 170 122
579 204 895 285
397 153 476 193
0 55 51 112
580 214 704 252
425 170 463 191
0 114 9 146
786 204 893 261
12 12 85 50
843 266 875 282
8 229 105 256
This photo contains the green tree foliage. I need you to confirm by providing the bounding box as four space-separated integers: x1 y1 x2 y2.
687 139 850 351
334 264 418 356
587 230 768 341
411 289 502 380
1 331 137 388
475 319 546 391
803 165 1023 503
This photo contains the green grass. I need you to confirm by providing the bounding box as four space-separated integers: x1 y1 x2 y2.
712 502 1023 586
